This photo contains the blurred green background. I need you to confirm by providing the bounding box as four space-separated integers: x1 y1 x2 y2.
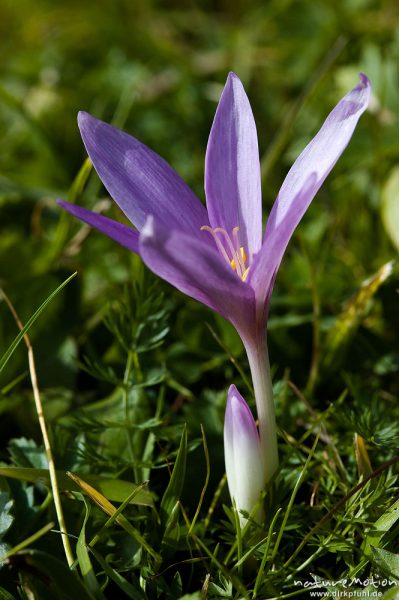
1 0 399 456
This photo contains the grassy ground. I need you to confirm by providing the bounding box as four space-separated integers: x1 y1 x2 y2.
1 0 399 598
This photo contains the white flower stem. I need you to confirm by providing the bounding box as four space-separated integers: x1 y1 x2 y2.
244 332 278 481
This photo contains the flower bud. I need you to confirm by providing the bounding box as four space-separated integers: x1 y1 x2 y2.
224 384 266 526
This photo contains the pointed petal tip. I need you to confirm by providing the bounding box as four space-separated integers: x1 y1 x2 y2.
206 69 262 257
77 110 98 133
227 71 239 82
77 110 88 125
226 71 244 91
228 383 238 396
348 72 371 104
358 72 371 90
225 385 259 437
226 384 239 416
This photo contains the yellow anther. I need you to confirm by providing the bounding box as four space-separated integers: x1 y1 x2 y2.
241 267 250 282
201 226 249 281
230 247 247 271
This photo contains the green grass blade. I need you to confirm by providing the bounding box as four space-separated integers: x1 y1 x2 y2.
0 587 17 600
0 272 77 374
76 498 106 599
160 424 187 525
350 496 399 577
17 549 95 600
0 466 153 506
0 521 54 563
90 547 145 599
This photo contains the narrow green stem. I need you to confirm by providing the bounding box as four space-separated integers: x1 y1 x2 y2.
0 521 55 562
244 332 278 482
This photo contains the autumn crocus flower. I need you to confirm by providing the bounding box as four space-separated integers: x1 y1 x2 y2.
58 72 370 484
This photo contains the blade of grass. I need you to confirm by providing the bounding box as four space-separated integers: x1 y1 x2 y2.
90 546 144 599
0 466 153 506
160 424 187 525
19 549 94 599
1 289 75 568
76 497 106 599
269 430 321 567
203 473 227 534
0 272 76 374
0 521 55 563
87 482 151 553
70 482 150 570
253 508 283 598
192 534 249 600
188 425 210 535
284 454 399 570
67 472 161 565
47 157 93 265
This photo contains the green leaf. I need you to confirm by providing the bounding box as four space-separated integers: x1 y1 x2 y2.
372 546 399 580
0 492 13 564
350 496 399 577
76 498 106 599
0 466 153 506
67 472 161 565
0 272 76 374
160 425 187 525
8 438 47 469
161 501 181 554
365 497 399 550
15 550 94 600
90 547 145 599
0 521 54 563
0 493 13 538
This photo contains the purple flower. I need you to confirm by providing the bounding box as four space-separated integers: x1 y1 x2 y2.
224 385 265 526
58 72 370 482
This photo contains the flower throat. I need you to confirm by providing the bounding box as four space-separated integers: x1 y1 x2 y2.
201 225 249 281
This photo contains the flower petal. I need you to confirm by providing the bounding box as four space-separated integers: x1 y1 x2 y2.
57 199 139 253
264 74 370 253
139 216 256 338
205 72 262 260
224 384 265 524
78 112 209 239
250 74 371 314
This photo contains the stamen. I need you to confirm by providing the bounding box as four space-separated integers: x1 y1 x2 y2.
200 226 231 267
242 267 250 282
214 227 243 277
200 224 250 282
232 227 247 274
231 248 247 272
